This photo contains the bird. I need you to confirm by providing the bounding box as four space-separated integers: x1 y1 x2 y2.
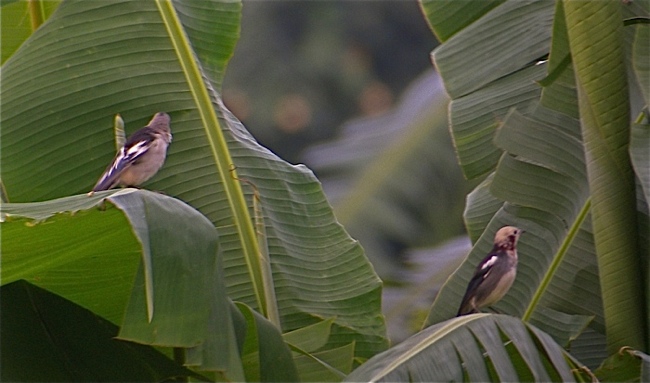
456 226 524 316
90 112 172 192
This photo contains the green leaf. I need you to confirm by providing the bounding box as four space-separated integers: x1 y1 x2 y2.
282 318 354 382
491 154 585 220
110 190 243 376
566 328 608 370
113 189 223 325
448 64 546 179
293 343 355 382
345 315 581 382
631 21 650 107
283 318 334 353
539 0 578 118
419 0 504 42
155 0 268 316
237 302 299 383
528 307 593 348
0 0 60 64
530 214 605 328
565 0 645 352
1 280 205 382
2 191 142 323
631 123 650 204
172 0 240 89
494 109 584 180
432 0 553 99
427 0 556 180
2 190 244 376
184 299 247 380
594 347 650 382
463 174 502 242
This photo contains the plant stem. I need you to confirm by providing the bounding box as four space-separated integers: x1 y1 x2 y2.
28 0 44 31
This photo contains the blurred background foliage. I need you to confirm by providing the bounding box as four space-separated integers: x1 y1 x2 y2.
223 1 436 162
222 1 473 342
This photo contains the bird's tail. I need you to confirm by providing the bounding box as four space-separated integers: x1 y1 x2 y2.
91 154 125 191
92 173 119 192
456 306 478 317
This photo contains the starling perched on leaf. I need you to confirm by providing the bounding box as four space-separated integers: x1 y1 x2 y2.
457 226 523 316
91 112 171 192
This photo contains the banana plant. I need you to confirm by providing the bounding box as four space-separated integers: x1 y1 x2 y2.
346 0 649 381
1 0 387 381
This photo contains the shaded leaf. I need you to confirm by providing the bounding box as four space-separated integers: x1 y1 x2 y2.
293 343 355 382
113 190 221 344
631 20 650 107
2 189 244 375
283 317 334 353
0 280 205 382
565 328 608 371
528 307 593 349
2 191 142 323
539 0 578 118
630 123 650 204
594 347 649 382
237 302 299 383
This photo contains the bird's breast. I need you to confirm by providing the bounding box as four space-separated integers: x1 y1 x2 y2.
482 267 516 308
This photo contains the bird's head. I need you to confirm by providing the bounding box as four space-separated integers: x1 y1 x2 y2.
148 112 171 132
494 226 523 250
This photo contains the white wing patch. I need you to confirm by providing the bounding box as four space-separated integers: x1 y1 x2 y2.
481 255 497 270
109 148 127 173
96 141 149 186
125 141 149 160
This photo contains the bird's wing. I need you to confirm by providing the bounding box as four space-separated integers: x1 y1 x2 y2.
457 252 499 315
91 128 155 191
